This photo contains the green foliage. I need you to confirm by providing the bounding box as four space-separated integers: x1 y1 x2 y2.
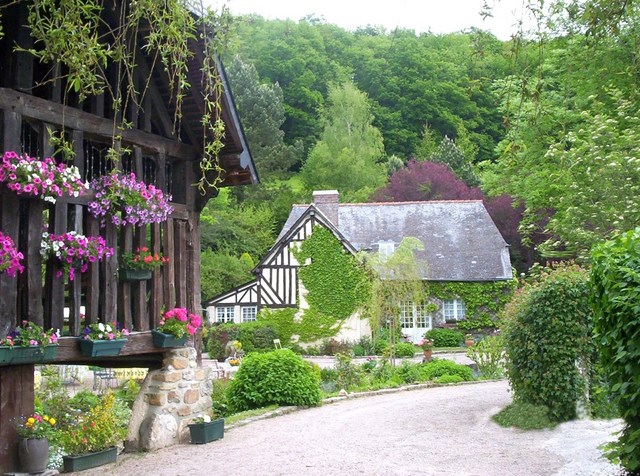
227 349 322 412
591 227 640 472
419 359 473 381
211 378 232 418
114 379 141 410
200 249 254 301
493 401 556 430
393 342 417 358
334 353 362 390
466 335 505 379
206 321 280 360
319 339 352 356
504 263 592 423
424 328 464 347
435 374 464 384
428 280 517 330
394 361 420 384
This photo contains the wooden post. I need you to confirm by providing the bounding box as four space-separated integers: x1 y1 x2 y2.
0 365 35 473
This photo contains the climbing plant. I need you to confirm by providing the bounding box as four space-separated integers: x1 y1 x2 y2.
428 280 517 330
9 0 229 192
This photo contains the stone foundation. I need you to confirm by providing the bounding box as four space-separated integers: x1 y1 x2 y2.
126 347 213 451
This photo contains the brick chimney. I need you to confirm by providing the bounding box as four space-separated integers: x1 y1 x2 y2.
312 190 340 226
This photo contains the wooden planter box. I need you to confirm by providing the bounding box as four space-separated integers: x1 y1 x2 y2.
79 339 127 357
188 418 225 444
0 345 58 365
151 330 187 348
63 446 117 472
119 268 153 282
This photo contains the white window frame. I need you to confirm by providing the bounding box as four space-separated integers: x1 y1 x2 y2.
216 306 235 323
399 301 433 329
241 306 257 322
443 299 466 322
379 241 395 262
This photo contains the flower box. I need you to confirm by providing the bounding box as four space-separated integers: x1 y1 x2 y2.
188 418 224 444
63 446 117 472
79 338 127 357
0 345 58 365
119 268 153 282
151 330 188 348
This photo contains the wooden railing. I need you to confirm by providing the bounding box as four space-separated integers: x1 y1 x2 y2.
0 188 202 341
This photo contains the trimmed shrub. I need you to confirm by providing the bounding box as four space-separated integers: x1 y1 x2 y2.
420 359 473 381
227 349 322 411
504 263 592 423
435 374 464 384
206 322 280 360
592 228 640 472
493 401 556 430
424 328 464 347
393 342 417 358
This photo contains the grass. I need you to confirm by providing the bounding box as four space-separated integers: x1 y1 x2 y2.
493 401 557 430
224 405 279 425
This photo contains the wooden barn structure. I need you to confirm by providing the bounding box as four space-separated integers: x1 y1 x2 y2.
0 1 257 471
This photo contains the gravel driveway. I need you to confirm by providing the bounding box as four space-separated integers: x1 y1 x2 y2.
84 380 622 476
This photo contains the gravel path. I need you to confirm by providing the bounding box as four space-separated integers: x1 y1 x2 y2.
84 380 622 476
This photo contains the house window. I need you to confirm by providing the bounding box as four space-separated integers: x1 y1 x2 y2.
399 301 413 327
399 301 433 333
242 306 257 322
216 306 235 323
443 299 466 322
415 304 431 328
379 242 395 262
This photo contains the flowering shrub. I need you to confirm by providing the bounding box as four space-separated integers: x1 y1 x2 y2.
0 151 87 203
0 320 59 347
88 172 173 227
420 339 434 351
58 393 126 455
82 321 129 341
157 307 202 339
16 412 57 439
0 231 24 277
120 246 167 270
41 231 114 281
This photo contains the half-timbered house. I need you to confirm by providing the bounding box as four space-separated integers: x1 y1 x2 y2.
205 190 513 343
0 1 256 470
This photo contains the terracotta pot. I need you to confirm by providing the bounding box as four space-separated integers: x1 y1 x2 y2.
422 349 433 362
465 338 475 347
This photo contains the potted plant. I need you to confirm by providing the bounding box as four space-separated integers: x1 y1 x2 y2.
15 411 57 473
0 320 59 364
188 414 224 444
464 334 475 347
59 393 125 472
119 246 168 281
420 338 434 362
88 171 173 228
0 150 87 203
152 307 202 348
79 321 130 357
0 231 24 277
41 231 114 281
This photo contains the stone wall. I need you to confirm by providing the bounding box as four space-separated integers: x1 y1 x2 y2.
126 347 213 451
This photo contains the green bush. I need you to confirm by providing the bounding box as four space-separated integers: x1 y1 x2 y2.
420 359 473 381
320 367 338 383
504 263 592 423
424 328 464 347
393 342 417 358
435 374 464 384
211 378 232 417
319 338 352 356
493 401 556 430
206 322 280 360
227 349 322 411
373 338 388 355
592 228 640 472
394 361 420 384
466 335 505 379
334 353 362 390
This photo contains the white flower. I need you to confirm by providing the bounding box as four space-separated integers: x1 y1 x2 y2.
105 324 113 332
98 323 105 332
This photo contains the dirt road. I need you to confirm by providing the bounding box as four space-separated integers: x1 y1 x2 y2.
84 380 622 476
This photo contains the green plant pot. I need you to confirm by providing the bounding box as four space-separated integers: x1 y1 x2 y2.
63 446 117 472
0 345 58 365
119 268 153 281
151 330 188 348
79 338 127 357
188 418 224 444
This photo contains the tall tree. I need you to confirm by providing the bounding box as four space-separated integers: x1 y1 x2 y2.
300 82 387 197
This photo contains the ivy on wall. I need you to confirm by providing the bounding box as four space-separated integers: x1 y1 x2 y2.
428 279 517 330
259 226 370 343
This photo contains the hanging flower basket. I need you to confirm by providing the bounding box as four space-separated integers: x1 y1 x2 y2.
0 321 60 364
79 338 127 357
41 231 114 281
119 268 153 282
0 231 24 277
0 345 58 365
151 330 187 348
63 446 118 472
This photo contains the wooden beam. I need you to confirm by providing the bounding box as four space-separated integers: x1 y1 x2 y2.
0 88 199 161
0 365 34 473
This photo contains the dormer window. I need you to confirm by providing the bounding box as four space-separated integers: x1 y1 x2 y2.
379 241 395 262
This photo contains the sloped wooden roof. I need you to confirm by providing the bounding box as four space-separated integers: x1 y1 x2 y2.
279 200 512 282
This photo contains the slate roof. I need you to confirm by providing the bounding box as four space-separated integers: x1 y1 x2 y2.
278 200 512 282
